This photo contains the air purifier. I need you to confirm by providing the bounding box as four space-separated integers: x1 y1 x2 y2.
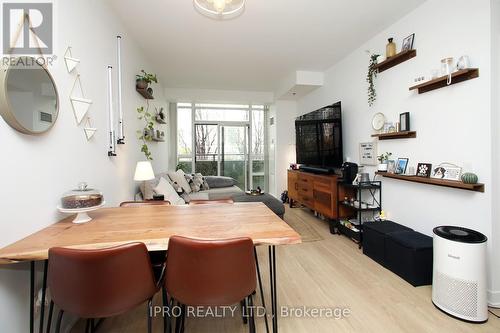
432 226 488 323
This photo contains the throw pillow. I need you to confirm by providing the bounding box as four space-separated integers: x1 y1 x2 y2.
199 173 210 191
153 177 185 205
168 169 192 194
205 176 237 188
167 179 191 202
185 173 206 192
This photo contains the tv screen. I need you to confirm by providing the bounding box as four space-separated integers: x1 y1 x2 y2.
295 102 343 169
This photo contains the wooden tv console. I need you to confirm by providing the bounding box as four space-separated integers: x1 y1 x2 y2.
287 170 339 219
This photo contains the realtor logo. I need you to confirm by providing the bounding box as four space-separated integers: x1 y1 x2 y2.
2 2 53 55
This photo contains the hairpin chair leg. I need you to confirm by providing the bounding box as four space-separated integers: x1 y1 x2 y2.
248 295 256 333
269 246 278 332
30 261 35 333
45 300 54 333
164 296 174 333
241 299 248 324
55 310 64 333
254 247 270 333
175 301 185 333
39 260 48 333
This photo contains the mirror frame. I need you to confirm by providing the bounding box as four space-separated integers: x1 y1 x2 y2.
0 57 60 135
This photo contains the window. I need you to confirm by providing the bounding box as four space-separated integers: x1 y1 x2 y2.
177 107 193 173
176 103 268 191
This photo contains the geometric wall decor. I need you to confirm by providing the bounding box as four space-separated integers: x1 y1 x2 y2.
64 47 80 73
83 117 97 140
71 97 92 124
70 74 93 124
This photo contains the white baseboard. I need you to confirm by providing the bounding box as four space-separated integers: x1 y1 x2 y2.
488 290 500 307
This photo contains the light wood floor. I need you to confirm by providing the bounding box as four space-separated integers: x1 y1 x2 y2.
72 207 500 333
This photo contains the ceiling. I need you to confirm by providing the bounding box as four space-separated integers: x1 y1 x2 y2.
108 0 425 92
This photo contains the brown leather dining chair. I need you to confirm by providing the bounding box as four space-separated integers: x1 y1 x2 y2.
47 243 160 333
188 199 234 205
163 236 257 333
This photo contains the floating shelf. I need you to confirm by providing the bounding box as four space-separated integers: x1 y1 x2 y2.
136 87 154 99
340 202 381 212
409 68 479 94
375 172 484 193
371 131 416 140
374 49 417 73
155 115 167 124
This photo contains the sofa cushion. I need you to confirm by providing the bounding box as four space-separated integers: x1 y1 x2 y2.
205 176 237 188
168 169 192 194
153 177 185 205
206 185 243 200
186 192 210 201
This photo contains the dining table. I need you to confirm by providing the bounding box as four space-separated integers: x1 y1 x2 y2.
0 202 302 333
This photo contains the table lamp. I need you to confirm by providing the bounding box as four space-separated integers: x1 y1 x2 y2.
134 161 155 181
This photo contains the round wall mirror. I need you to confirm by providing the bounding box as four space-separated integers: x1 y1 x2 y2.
0 57 59 135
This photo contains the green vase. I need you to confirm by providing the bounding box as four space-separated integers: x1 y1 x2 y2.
461 172 478 184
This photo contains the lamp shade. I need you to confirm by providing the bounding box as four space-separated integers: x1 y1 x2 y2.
134 161 155 181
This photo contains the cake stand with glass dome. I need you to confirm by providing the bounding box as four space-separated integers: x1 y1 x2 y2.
58 182 105 224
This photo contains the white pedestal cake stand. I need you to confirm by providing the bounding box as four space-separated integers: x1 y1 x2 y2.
57 202 106 224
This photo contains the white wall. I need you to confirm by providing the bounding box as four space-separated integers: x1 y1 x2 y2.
164 87 274 105
0 0 168 331
273 101 297 197
490 0 500 306
294 0 499 302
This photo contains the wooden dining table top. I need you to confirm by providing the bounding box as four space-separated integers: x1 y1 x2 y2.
0 202 302 264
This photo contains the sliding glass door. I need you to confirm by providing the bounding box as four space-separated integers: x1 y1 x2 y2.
220 125 249 190
177 103 268 191
194 124 219 176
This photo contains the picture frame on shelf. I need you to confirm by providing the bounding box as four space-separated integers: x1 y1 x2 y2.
399 112 410 132
416 163 432 177
396 158 409 174
401 33 415 52
387 160 396 173
431 163 462 181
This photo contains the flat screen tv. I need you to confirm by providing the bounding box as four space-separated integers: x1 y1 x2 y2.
295 102 343 171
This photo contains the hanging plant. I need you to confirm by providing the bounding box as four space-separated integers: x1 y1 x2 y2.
367 54 380 107
136 104 154 160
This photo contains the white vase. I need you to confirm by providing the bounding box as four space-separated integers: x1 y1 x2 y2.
378 163 388 172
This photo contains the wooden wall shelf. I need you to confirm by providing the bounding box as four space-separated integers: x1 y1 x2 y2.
371 131 416 140
409 68 479 94
136 87 154 99
374 49 417 73
375 172 484 193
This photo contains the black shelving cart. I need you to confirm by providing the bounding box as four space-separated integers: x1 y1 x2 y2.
333 181 382 248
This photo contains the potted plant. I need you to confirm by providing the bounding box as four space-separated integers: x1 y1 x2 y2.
136 105 154 160
136 70 158 93
377 152 392 172
367 53 380 107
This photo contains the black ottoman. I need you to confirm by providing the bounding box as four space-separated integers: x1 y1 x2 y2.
363 221 413 266
385 231 433 287
232 193 285 218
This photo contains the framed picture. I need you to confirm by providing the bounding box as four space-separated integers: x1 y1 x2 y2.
431 164 462 181
416 163 432 177
401 33 415 51
359 142 377 166
399 112 410 132
396 158 409 174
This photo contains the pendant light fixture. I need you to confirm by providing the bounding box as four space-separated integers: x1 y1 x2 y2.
193 0 245 20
